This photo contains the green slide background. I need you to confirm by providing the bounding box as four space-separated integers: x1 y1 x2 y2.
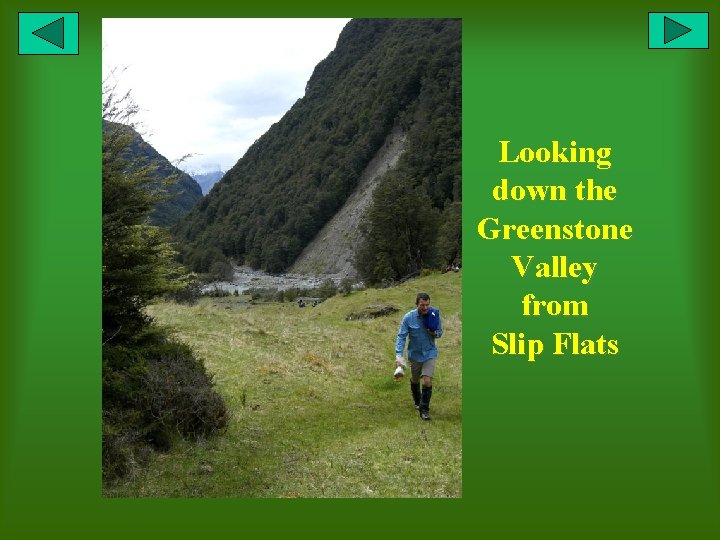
1 1 718 538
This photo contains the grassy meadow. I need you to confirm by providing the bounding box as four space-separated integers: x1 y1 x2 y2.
104 271 461 497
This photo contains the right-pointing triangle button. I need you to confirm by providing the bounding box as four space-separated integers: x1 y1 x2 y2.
663 16 692 44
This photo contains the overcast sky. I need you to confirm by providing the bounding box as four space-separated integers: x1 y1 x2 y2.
102 18 351 174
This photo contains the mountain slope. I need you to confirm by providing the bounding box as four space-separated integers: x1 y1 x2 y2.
290 127 406 278
175 19 461 276
103 121 203 227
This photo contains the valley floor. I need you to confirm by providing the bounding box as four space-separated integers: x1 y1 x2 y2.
104 272 462 498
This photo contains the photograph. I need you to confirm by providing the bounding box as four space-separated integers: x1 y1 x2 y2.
101 18 462 497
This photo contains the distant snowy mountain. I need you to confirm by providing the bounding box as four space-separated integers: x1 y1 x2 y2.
191 170 225 195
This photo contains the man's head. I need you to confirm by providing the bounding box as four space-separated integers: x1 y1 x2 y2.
416 292 431 315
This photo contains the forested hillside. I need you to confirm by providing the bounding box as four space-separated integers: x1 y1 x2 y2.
102 121 203 227
174 19 461 280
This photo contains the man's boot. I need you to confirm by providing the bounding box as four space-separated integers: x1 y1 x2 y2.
410 382 421 409
419 385 433 420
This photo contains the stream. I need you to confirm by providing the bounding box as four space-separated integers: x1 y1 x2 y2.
202 265 343 294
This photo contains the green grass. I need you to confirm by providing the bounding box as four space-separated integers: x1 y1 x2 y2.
104 271 461 498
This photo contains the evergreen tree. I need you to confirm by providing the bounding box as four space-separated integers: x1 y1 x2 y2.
356 174 440 283
102 83 226 483
102 122 189 341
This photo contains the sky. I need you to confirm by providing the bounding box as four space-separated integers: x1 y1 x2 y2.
102 18 351 174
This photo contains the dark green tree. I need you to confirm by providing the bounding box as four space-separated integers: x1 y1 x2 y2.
102 121 190 340
102 83 226 483
356 174 440 284
434 201 462 267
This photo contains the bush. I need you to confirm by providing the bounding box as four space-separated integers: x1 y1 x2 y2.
166 277 203 305
141 339 228 440
102 332 228 484
317 278 338 300
246 287 280 303
283 288 299 302
102 408 151 482
339 277 354 296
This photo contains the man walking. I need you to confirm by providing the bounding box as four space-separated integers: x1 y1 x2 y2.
395 292 443 420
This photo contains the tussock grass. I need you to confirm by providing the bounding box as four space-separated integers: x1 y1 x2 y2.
104 272 461 497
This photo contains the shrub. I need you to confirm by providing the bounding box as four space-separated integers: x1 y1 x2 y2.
102 333 228 484
102 408 151 482
246 287 280 303
419 268 438 278
339 277 354 296
141 339 228 440
283 288 299 302
166 277 203 305
317 278 338 300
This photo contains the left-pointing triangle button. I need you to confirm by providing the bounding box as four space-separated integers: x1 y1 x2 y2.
19 12 78 55
32 17 65 49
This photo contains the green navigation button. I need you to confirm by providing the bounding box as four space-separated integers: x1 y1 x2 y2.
19 12 79 55
648 12 709 49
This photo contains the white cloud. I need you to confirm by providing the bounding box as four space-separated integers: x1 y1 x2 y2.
102 18 350 173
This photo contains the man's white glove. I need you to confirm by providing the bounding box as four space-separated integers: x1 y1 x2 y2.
395 355 407 368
